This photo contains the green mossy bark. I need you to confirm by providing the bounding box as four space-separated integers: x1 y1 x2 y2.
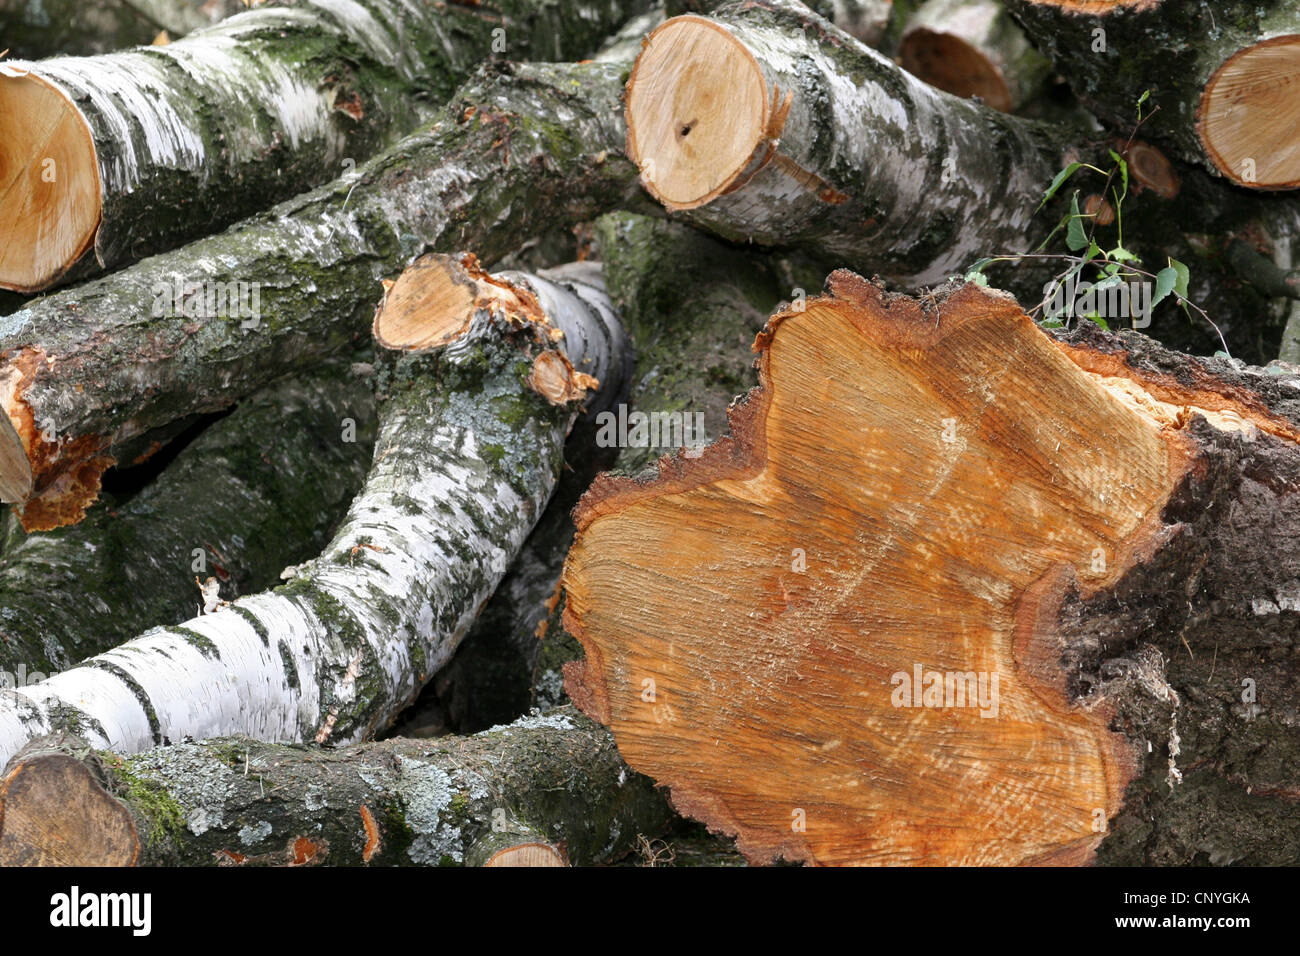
0 363 375 679
17 0 651 289
526 213 789 713
1005 0 1298 182
408 214 788 731
85 708 673 866
1 59 648 524
649 0 1300 365
594 212 787 475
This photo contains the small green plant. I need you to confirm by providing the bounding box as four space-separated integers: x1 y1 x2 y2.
962 92 1229 356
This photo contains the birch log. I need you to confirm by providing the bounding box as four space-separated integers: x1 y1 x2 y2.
0 0 649 292
0 59 641 530
624 0 1085 283
0 252 631 772
624 0 1300 360
0 708 674 866
430 213 789 728
897 0 1049 112
562 272 1300 866
1005 0 1300 190
0 363 375 680
0 0 248 59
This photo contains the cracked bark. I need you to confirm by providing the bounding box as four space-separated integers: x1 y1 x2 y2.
0 59 644 529
0 363 375 680
0 708 674 866
0 253 631 771
0 0 649 290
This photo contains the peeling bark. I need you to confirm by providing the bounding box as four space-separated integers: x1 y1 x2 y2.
426 212 788 729
0 59 644 528
0 0 649 290
0 363 375 680
0 250 631 772
0 708 674 866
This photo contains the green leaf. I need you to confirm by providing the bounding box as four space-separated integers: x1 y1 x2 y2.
1108 244 1139 263
1152 266 1177 309
964 270 989 287
1040 162 1083 209
1087 314 1111 331
1067 193 1088 251
1169 257 1189 299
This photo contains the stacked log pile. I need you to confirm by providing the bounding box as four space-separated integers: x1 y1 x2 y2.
0 0 1298 867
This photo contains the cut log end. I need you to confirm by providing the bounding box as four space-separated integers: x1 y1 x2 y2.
0 750 139 867
374 252 602 407
529 350 593 406
1017 0 1159 11
0 414 32 504
899 29 1012 113
1199 34 1300 190
561 273 1294 865
1123 140 1181 199
372 252 546 352
483 843 568 867
0 70 100 292
625 16 769 210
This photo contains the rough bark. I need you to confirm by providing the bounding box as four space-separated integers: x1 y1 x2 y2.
625 0 1300 363
593 3 667 62
0 0 247 58
1005 0 1300 189
0 707 675 866
416 415 616 733
561 271 1300 866
0 251 631 773
419 212 789 731
0 59 644 530
529 213 792 715
626 0 1055 281
898 0 1050 112
593 211 788 475
0 363 376 681
0 0 649 291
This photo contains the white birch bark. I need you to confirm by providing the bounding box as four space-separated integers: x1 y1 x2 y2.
0 264 630 768
0 0 648 290
629 0 1062 286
